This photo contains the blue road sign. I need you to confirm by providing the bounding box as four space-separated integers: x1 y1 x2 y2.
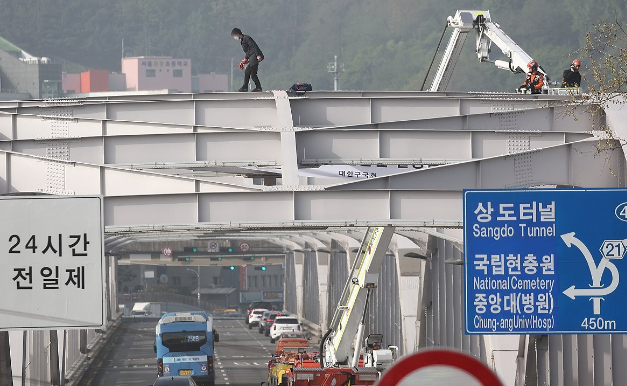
464 189 627 334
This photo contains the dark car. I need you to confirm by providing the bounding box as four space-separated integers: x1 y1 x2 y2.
264 312 284 337
245 301 273 324
152 376 198 386
259 311 282 334
258 310 271 334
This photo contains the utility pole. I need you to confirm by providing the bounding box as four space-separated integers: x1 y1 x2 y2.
327 55 344 91
230 58 234 92
187 268 201 308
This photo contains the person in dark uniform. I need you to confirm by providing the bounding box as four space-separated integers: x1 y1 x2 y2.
562 59 582 88
231 28 264 92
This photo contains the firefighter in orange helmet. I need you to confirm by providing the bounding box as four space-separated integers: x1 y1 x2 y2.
562 59 582 88
519 60 544 94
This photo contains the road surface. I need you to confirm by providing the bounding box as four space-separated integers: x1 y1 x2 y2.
79 319 273 386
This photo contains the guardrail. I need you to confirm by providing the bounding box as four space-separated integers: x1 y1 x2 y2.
66 315 122 386
298 318 324 345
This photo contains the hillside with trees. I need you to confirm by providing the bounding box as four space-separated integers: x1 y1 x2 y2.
0 0 623 91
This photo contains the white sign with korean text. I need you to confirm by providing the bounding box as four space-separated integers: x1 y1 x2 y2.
0 196 104 330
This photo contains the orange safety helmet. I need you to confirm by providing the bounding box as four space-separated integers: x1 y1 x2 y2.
572 59 581 67
527 60 539 70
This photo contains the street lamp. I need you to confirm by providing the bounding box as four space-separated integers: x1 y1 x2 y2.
186 267 201 308
327 55 344 91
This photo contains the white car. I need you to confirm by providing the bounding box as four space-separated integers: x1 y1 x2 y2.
248 308 269 329
269 316 301 343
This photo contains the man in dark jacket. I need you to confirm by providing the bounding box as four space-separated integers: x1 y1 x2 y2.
231 28 264 92
562 59 582 88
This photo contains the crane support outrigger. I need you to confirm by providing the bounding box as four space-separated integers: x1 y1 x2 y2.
427 10 549 92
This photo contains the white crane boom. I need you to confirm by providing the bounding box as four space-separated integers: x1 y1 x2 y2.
321 227 395 368
429 10 548 92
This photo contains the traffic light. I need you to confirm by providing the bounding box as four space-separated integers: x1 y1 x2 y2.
184 247 199 253
254 266 267 271
229 266 235 270
177 257 191 262
210 257 223 261
243 256 256 261
220 247 235 253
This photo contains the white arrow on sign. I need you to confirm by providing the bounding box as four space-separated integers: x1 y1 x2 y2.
562 262 620 299
561 232 621 306
561 232 601 285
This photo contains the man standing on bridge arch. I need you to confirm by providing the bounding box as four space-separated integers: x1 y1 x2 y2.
231 27 264 92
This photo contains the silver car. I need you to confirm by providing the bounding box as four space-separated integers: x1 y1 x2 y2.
152 376 198 386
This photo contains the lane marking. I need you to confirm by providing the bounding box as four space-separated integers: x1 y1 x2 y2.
216 319 278 384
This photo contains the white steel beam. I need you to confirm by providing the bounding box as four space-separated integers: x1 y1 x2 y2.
0 139 621 231
327 139 624 192
1 93 576 131
273 90 299 185
1 122 592 178
1 102 597 142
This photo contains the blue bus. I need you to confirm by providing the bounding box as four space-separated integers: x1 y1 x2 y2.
155 312 219 386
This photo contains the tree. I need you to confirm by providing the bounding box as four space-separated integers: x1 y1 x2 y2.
565 6 627 164
1 0 627 91
578 18 627 110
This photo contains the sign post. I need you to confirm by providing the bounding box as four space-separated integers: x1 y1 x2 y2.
464 188 627 334
0 196 105 330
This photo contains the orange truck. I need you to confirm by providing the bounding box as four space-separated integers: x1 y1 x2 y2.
264 348 379 386
264 349 378 386
275 332 309 355
265 348 319 386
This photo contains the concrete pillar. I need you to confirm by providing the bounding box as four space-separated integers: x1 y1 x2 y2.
104 255 111 321
49 331 60 385
79 330 87 355
396 248 422 355
293 251 305 320
109 256 119 319
28 330 47 386
593 335 612 386
347 248 358 267
417 236 435 351
536 335 549 386
0 331 12 386
577 335 594 385
316 251 330 331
